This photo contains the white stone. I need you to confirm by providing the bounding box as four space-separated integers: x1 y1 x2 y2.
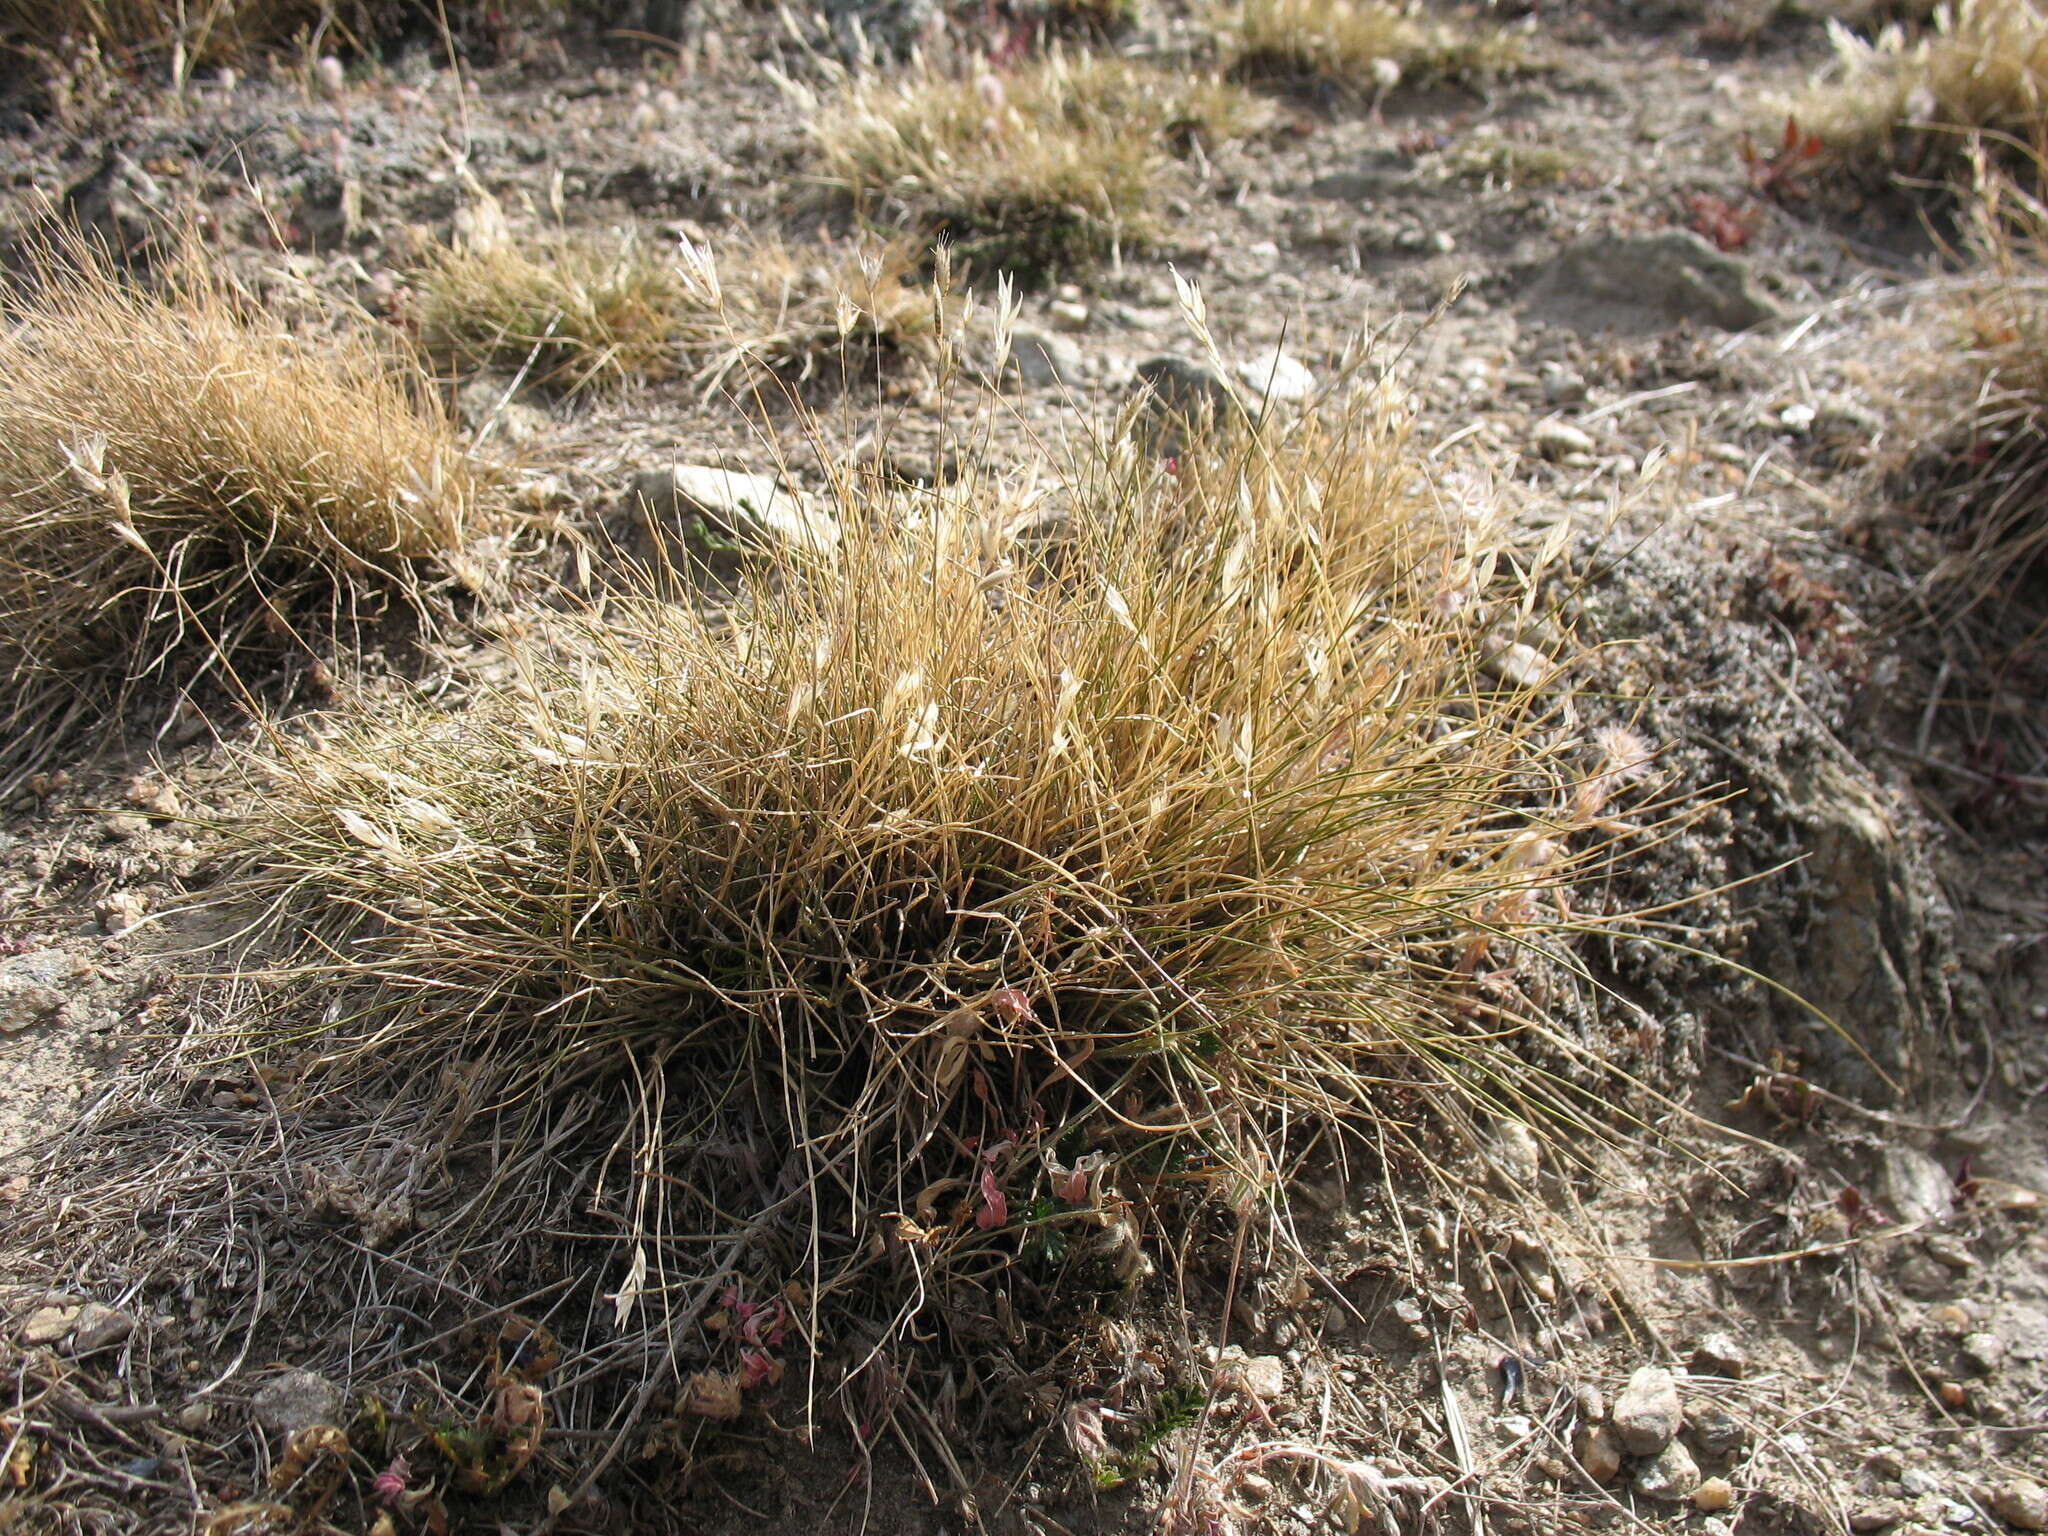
1612 1366 1683 1455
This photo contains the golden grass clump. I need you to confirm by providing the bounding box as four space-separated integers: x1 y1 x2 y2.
235 357 1641 1421
0 244 490 785
0 0 558 71
1909 160 2048 592
806 51 1271 277
1212 0 1527 92
415 230 938 396
1791 0 2048 180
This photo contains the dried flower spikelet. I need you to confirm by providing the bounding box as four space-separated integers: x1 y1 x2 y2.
1063 1400 1112 1461
1574 725 1656 820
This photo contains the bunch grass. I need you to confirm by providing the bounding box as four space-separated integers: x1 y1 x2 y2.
0 236 491 789
1211 0 1527 93
1914 153 2048 594
415 230 938 397
805 50 1270 278
0 0 559 71
1791 0 2048 182
233 312 1649 1452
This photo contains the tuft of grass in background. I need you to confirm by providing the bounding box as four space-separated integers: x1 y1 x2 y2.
415 229 938 397
1911 154 2048 594
0 238 493 790
1211 0 1527 94
233 301 1650 1443
0 0 561 73
804 51 1270 279
1790 0 2048 184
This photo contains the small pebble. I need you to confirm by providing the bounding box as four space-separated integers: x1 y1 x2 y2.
1531 419 1596 461
1613 1365 1683 1455
1961 1332 2005 1374
1692 1332 1748 1379
1575 1422 1623 1485
1991 1478 2048 1532
1634 1440 1701 1502
1694 1477 1735 1513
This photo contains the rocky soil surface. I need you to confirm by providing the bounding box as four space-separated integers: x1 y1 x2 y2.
0 3 2044 1534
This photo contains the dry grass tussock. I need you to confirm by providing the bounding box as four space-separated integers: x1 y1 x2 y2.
1792 0 2048 180
803 50 1271 277
1212 0 1527 92
0 240 493 789
228 314 1662 1456
0 0 554 70
1910 158 2048 593
416 229 939 397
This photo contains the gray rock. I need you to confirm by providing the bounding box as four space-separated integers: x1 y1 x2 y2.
1691 1332 1748 1379
822 0 938 57
1992 1479 2048 1531
1634 1440 1701 1502
1131 349 1316 430
1104 303 1176 331
1525 229 1782 335
1851 1500 1905 1532
62 149 177 265
1488 1119 1542 1187
1047 300 1091 333
628 464 837 561
1531 419 1596 460
1774 762 1944 1097
1961 1331 2005 1374
1239 1354 1286 1399
1006 329 1083 389
1575 1422 1624 1484
0 951 71 1036
1130 354 1236 438
455 376 549 446
1233 348 1315 404
1132 355 1244 426
250 1369 344 1437
1882 1146 1956 1227
1612 1366 1683 1456
67 1303 136 1356
1540 363 1588 403
1685 1399 1746 1461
